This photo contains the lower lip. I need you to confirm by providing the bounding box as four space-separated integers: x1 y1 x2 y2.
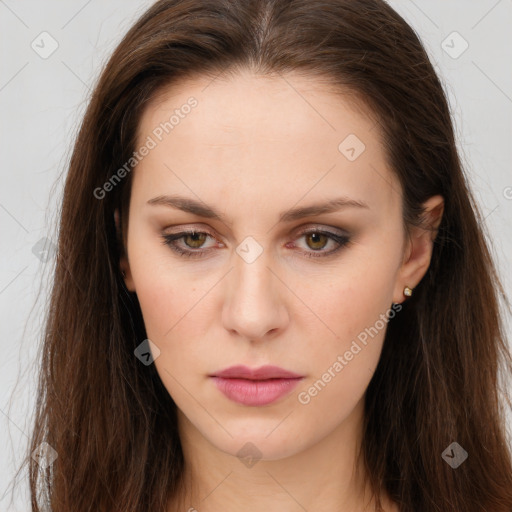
211 376 303 406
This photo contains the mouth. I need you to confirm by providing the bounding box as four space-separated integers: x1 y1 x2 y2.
209 365 304 406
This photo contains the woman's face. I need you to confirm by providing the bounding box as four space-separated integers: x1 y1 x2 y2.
120 70 434 461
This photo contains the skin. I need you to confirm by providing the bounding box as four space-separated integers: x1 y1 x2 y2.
118 69 443 512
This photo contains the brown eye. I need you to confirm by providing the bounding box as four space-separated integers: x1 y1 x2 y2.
182 232 208 249
304 232 329 251
162 228 350 259
161 230 218 258
292 229 351 259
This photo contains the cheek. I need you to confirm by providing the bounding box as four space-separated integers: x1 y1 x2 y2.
307 248 399 349
294 247 399 402
126 226 198 337
134 269 204 343
128 242 219 377
293 301 393 441
133 268 212 406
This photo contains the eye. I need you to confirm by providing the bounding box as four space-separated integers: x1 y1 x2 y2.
161 227 351 259
290 228 351 258
161 230 220 258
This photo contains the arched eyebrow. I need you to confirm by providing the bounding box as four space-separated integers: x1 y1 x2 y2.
146 194 370 223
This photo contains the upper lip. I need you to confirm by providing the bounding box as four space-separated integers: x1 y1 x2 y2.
210 365 303 380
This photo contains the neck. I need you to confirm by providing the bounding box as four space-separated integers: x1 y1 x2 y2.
168 398 393 512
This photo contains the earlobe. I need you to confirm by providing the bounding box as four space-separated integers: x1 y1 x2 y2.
393 195 444 303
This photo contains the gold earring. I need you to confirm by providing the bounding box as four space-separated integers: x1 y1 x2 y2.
403 286 413 297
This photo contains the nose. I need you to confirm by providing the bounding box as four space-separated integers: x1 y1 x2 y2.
221 249 289 342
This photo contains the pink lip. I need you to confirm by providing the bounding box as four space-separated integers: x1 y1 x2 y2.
209 365 304 406
211 364 303 380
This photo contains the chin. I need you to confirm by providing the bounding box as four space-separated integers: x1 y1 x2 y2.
199 416 316 464
219 436 304 464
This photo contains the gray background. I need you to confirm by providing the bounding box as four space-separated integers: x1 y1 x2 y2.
1 1 511 509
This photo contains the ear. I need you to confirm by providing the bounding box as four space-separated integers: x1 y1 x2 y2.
114 208 136 292
393 195 444 303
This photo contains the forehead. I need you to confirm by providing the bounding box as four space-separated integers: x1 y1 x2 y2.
138 70 379 151
132 70 400 217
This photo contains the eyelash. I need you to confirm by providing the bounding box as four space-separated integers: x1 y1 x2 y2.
160 227 351 259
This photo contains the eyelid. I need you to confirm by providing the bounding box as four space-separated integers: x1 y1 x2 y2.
293 223 348 238
162 226 222 244
161 223 351 259
288 226 351 259
162 223 348 239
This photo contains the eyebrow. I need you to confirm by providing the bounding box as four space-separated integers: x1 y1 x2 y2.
147 194 369 223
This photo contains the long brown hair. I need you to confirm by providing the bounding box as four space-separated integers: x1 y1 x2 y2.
15 0 512 510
